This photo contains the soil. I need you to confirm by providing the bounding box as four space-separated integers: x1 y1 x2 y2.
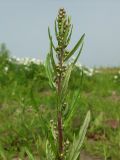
80 151 102 160
12 151 102 160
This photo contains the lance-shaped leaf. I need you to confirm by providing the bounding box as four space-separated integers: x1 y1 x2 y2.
64 44 83 116
66 111 91 160
48 27 57 52
39 114 49 135
66 24 73 46
49 39 56 74
50 122 57 141
72 43 84 65
64 70 83 128
46 140 55 160
63 26 70 44
64 33 85 61
60 17 66 35
61 43 83 103
24 147 35 160
48 127 57 154
45 53 55 89
40 117 57 156
64 92 80 128
60 64 73 103
63 17 71 43
0 145 6 160
54 19 58 40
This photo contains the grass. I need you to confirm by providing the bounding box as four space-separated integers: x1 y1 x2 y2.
0 53 120 159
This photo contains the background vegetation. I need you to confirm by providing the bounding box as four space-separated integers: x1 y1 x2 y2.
0 44 120 159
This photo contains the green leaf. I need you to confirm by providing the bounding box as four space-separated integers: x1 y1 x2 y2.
48 121 58 154
60 17 66 34
0 145 6 160
64 70 83 128
50 122 57 141
39 118 56 154
63 27 70 43
48 27 57 52
63 22 71 43
48 27 57 74
64 91 79 127
54 19 58 40
24 147 35 160
45 53 55 89
66 24 73 45
49 40 56 74
64 33 85 61
66 111 90 160
60 64 73 102
72 43 84 65
39 114 49 135
63 16 72 42
48 27 52 40
46 140 55 160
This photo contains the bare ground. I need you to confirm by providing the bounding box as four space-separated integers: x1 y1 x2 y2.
80 151 102 160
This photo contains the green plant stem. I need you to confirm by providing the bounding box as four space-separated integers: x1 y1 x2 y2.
57 49 64 159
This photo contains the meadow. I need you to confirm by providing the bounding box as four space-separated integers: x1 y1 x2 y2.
0 45 120 160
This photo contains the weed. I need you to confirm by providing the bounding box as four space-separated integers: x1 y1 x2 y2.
45 8 90 160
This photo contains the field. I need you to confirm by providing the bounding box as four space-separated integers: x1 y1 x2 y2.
0 50 120 160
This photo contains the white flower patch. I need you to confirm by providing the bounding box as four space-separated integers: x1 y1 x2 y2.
114 75 118 79
75 62 94 77
4 66 9 72
9 57 43 65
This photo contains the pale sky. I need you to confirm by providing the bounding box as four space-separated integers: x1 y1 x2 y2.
0 0 120 67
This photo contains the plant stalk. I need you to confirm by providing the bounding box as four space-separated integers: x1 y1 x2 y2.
57 49 64 159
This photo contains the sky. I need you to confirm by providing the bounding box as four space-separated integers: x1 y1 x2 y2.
0 0 120 67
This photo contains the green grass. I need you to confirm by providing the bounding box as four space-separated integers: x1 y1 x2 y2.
0 52 120 159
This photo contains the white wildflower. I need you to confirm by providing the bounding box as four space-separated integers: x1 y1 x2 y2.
87 72 93 77
114 75 118 79
88 68 94 73
76 62 82 69
4 66 9 72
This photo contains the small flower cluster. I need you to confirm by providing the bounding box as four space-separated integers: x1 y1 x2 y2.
54 64 67 86
61 102 67 112
50 119 58 140
64 139 70 152
56 8 71 61
63 139 70 158
55 64 67 78
58 139 70 159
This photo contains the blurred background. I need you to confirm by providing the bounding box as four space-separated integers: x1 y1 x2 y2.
0 0 120 67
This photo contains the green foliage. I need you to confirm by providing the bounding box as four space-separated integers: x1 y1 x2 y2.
24 147 35 160
45 53 55 89
45 8 90 160
0 51 119 159
46 140 55 160
0 144 6 160
66 111 90 160
64 34 85 61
